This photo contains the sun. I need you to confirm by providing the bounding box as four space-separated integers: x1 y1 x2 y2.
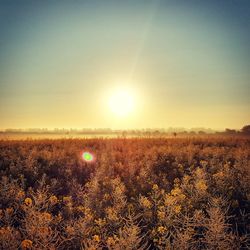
108 88 135 117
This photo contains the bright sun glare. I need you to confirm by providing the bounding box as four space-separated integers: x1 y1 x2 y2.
109 89 134 117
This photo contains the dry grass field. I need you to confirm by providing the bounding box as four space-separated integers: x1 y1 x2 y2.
0 136 249 249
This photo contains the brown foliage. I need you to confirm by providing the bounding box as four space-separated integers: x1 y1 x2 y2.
0 136 249 249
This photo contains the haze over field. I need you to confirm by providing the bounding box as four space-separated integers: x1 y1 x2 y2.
0 0 249 130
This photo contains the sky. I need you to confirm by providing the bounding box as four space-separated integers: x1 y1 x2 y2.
0 0 249 130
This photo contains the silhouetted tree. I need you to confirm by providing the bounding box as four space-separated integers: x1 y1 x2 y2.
225 128 237 135
198 131 206 135
241 125 250 135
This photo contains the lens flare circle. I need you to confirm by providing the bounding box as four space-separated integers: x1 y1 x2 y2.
82 152 94 162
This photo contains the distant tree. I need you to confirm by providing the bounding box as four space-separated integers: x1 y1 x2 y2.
154 130 160 136
241 125 250 135
122 131 127 137
225 128 237 135
198 131 206 135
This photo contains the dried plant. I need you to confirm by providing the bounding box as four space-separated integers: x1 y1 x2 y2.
0 137 249 249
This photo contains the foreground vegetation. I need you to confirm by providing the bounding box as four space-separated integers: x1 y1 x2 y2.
0 137 249 249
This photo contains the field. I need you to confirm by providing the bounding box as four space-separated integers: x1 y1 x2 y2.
0 137 249 249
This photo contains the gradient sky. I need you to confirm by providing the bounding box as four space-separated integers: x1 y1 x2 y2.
0 0 249 130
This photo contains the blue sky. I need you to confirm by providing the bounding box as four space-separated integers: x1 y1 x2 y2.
0 0 249 129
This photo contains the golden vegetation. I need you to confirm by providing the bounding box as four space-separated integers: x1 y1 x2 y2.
0 137 249 249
